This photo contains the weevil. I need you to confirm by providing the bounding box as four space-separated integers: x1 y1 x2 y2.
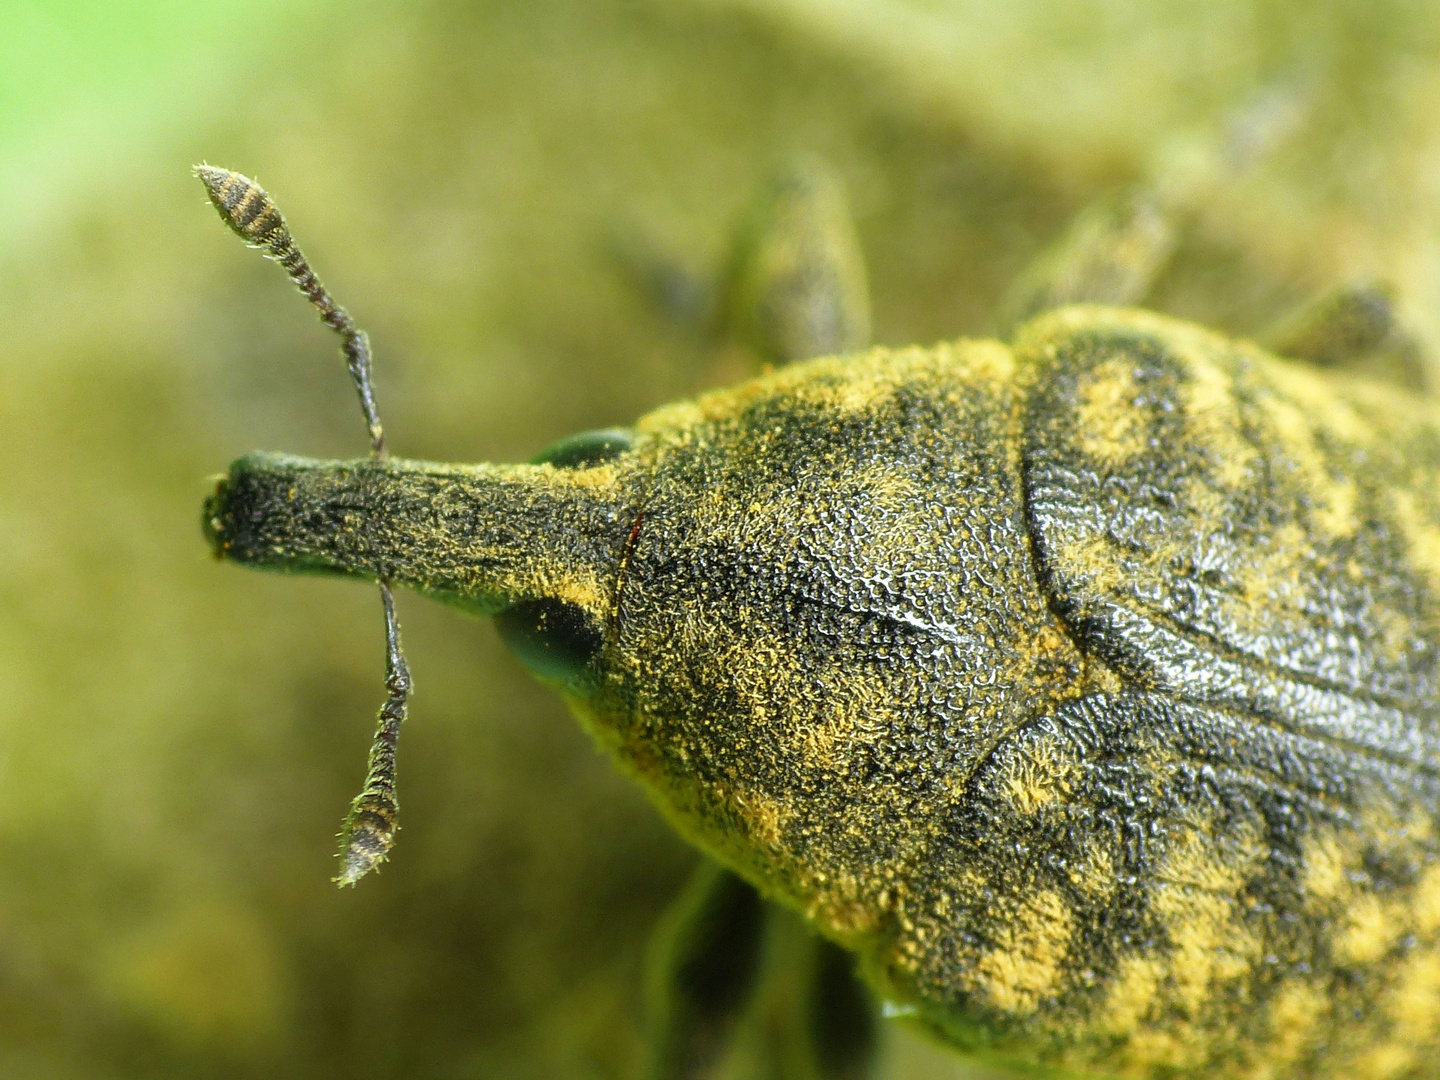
197 118 1440 1080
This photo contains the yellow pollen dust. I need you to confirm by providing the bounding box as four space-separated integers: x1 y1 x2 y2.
974 890 1074 1015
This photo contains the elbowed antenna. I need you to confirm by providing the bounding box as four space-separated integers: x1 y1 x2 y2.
196 164 408 885
337 586 411 887
195 165 386 454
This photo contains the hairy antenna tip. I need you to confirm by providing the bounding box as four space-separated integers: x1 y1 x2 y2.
335 848 381 888
193 163 284 245
333 797 398 888
192 162 232 188
193 163 244 207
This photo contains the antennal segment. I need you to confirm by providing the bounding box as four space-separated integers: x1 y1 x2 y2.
336 584 411 885
194 165 386 456
195 164 410 885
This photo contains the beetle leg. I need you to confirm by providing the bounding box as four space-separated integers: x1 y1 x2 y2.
717 156 871 368
1261 280 1429 391
607 220 717 335
646 861 769 1080
617 157 871 381
998 83 1308 334
996 188 1181 333
803 935 880 1080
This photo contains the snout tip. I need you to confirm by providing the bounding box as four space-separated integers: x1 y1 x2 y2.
202 472 232 559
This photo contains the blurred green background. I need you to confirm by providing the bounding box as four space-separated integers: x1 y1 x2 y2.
4 1 1440 1077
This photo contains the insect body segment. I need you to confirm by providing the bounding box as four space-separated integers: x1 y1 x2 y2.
719 159 870 368
620 160 885 1080
996 86 1308 336
1260 280 1428 391
645 862 768 1080
204 451 639 630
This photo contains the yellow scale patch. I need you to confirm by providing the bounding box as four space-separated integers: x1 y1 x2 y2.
1269 823 1440 1077
1073 819 1266 1074
1075 357 1149 465
974 890 1075 1015
995 735 1078 816
1390 488 1440 598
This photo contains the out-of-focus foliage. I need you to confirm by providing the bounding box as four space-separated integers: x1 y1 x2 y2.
3 1 1440 1077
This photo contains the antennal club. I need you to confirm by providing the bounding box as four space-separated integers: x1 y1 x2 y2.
195 164 410 885
336 586 411 886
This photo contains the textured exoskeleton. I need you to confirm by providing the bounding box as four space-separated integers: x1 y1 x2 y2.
206 300 1440 1078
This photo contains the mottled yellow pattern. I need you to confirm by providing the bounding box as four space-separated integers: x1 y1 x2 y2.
212 308 1440 1078
1075 357 1149 465
974 891 1074 1014
995 734 1077 816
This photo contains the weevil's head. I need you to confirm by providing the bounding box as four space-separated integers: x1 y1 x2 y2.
206 342 1083 939
506 343 1083 940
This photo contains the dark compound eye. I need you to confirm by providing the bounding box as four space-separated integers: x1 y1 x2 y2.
496 598 605 686
531 428 634 468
